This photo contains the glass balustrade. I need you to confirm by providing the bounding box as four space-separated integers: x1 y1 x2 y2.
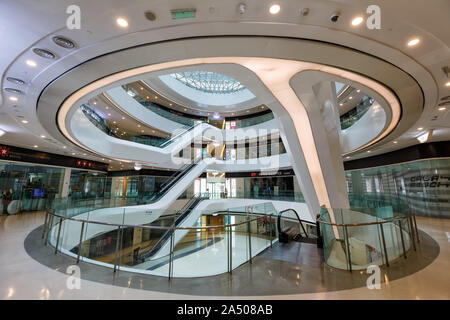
318 205 419 271
340 97 374 130
44 202 278 278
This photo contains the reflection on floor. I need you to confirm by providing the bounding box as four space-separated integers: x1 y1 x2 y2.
1 211 449 299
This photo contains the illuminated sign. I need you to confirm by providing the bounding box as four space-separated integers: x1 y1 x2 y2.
171 8 196 20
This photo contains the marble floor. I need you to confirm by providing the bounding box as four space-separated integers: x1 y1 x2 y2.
0 211 449 299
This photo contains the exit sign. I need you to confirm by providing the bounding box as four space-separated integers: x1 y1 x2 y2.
171 8 196 20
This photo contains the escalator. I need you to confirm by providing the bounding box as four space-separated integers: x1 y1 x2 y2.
278 209 319 244
148 162 198 203
141 195 204 260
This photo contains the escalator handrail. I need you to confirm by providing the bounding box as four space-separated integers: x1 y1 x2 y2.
150 162 197 201
142 196 203 259
278 209 309 238
158 121 203 148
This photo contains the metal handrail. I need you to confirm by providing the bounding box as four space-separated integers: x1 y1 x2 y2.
45 208 266 231
317 214 409 227
278 208 310 238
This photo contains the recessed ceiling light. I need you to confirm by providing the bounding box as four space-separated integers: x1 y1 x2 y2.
141 130 144 133
52 36 76 49
116 17 129 27
107 113 111 116
417 127 424 130
351 16 364 26
40 135 46 138
0 129 5 137
393 141 398 144
339 103 343 106
169 103 172 106
269 4 281 15
26 60 37 67
346 156 350 159
438 107 446 111
407 38 420 47
33 145 38 148
4 88 24 95
72 153 76 155
32 48 56 59
446 81 450 87
356 89 360 93
122 117 125 120
21 120 28 124
6 77 26 85
9 96 18 102
138 124 141 128
349 96 353 100
154 96 158 99
367 150 371 153
62 146 66 149
113 121 116 124
93 101 97 105
83 153 87 156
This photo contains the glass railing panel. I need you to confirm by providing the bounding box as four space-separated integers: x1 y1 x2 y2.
340 97 374 130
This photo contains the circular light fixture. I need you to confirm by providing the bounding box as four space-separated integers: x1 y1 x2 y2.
349 96 353 100
122 116 125 120
116 17 129 27
407 38 420 47
26 60 37 67
417 127 423 130
438 107 446 111
351 16 364 26
6 77 26 85
134 163 142 171
446 81 450 87
269 4 281 15
144 10 157 21
33 145 38 148
40 135 46 138
393 141 398 144
33 48 56 59
367 150 371 153
346 156 350 159
9 96 18 102
356 89 361 93
107 113 111 116
21 120 29 124
52 36 76 49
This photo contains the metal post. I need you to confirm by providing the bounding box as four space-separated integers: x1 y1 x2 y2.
248 219 252 264
408 217 417 251
54 217 63 254
413 215 420 243
168 229 174 280
344 226 352 272
398 220 407 259
379 223 389 267
45 214 54 246
76 221 85 263
42 211 49 239
113 226 121 272
227 226 232 273
269 214 273 248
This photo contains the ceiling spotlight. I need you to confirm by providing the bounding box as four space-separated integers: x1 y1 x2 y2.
107 113 111 116
269 4 281 15
116 17 129 27
417 127 424 130
52 36 76 49
6 77 26 85
33 145 38 148
345 156 350 159
93 101 97 105
438 107 446 111
238 3 246 14
0 129 5 137
393 141 398 144
122 116 125 120
140 87 143 90
446 81 450 87
134 163 142 171
417 130 431 143
154 96 158 99
141 130 144 133
138 124 141 128
367 150 371 153
21 120 28 124
26 60 37 67
32 48 56 59
349 96 353 100
407 38 420 47
169 103 172 106
351 16 364 26
40 135 46 138
9 96 18 102
113 121 116 124
72 153 76 155
62 146 66 149
339 103 343 106
356 89 361 93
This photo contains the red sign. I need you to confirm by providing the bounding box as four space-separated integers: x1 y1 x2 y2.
251 172 257 177
0 146 10 157
76 159 93 168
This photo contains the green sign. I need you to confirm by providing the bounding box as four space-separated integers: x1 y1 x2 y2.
171 9 196 20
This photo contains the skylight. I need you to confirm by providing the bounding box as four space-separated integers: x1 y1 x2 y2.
170 71 246 94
